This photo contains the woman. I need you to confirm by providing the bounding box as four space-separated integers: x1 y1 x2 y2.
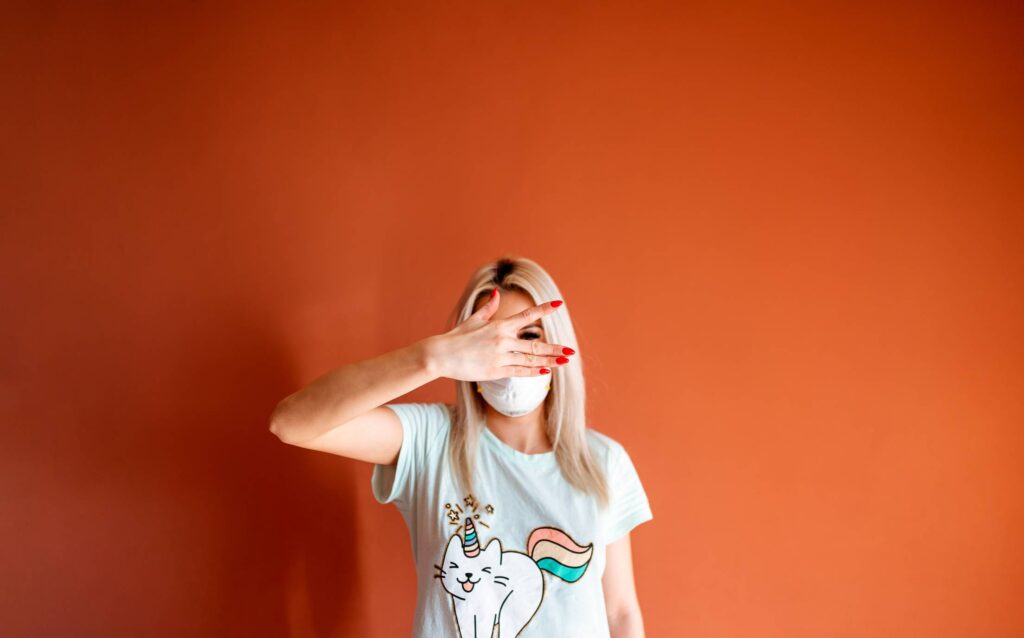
270 255 653 638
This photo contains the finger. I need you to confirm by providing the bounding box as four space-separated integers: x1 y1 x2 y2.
507 337 574 358
468 287 501 323
500 299 564 330
502 351 569 368
501 365 552 377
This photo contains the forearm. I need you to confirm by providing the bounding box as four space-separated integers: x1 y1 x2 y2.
270 336 441 444
607 609 645 638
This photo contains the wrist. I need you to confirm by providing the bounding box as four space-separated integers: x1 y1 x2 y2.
416 335 446 380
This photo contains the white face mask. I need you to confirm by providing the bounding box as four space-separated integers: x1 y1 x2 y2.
475 374 551 417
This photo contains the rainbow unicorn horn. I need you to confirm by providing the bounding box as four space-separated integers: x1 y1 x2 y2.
463 517 481 557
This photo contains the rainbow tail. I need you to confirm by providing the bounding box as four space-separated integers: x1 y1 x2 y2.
527 527 594 583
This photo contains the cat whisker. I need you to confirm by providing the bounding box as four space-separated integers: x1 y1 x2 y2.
493 581 507 587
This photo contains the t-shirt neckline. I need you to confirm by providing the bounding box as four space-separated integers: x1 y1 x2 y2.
481 424 558 467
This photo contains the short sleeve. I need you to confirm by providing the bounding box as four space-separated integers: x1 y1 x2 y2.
371 402 449 509
604 443 654 544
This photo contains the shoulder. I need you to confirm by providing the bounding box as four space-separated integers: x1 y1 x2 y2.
381 402 453 447
583 427 626 470
382 401 452 422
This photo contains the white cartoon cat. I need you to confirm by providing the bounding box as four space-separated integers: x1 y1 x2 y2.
435 517 593 637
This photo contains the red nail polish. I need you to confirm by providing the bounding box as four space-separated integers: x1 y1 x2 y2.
562 347 575 355
551 300 563 307
540 368 551 374
490 287 497 298
556 356 569 364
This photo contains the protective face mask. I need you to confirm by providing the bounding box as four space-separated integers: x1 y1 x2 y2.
475 374 551 417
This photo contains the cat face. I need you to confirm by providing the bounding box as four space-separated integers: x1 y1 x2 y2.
438 533 509 602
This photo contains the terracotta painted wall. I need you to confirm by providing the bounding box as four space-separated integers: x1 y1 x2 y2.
3 2 1021 636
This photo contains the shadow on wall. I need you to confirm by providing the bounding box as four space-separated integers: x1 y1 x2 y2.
37 297 368 636
172 301 367 636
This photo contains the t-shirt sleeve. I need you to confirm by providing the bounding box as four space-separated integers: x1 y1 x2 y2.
604 442 654 544
371 402 448 510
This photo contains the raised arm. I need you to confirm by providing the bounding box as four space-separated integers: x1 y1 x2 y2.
269 337 439 464
268 288 572 465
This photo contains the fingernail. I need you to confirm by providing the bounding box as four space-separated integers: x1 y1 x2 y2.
551 300 563 307
556 356 569 364
540 368 551 374
562 347 575 355
490 287 498 298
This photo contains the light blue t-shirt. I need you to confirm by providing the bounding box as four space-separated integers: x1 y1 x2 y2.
371 402 654 638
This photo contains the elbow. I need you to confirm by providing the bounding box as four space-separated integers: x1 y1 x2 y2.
268 418 288 443
269 400 301 445
606 607 644 637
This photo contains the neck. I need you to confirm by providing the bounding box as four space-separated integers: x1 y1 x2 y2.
483 403 552 454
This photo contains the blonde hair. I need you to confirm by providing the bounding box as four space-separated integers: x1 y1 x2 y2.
443 255 610 509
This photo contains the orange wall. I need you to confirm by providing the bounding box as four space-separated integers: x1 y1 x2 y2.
2 2 1022 636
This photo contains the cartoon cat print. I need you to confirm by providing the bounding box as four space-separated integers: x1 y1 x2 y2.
435 517 594 637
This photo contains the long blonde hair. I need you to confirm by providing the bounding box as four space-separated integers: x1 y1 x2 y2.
443 255 610 508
